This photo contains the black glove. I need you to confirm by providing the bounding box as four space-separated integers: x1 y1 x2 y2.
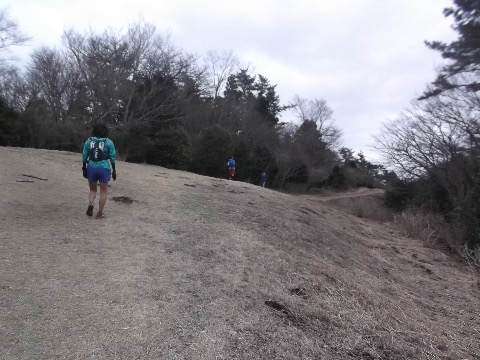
82 162 88 179
111 163 116 181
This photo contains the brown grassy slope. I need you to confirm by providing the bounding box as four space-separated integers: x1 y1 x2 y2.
0 147 479 360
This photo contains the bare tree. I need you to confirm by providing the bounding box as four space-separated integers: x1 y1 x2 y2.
374 86 480 179
423 74 480 150
291 95 343 148
0 64 25 108
123 30 201 124
0 9 30 56
62 27 139 123
26 47 79 122
0 9 30 109
59 20 203 139
203 50 240 99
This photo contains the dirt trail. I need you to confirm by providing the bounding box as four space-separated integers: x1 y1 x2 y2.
314 187 384 201
1 147 479 360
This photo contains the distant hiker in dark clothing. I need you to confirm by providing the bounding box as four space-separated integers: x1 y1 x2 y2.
260 171 268 187
227 156 236 179
82 123 116 219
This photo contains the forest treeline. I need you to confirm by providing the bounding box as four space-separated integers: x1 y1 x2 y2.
0 0 479 264
0 16 389 190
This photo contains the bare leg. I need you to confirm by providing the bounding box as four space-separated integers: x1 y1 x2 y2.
88 182 97 205
98 182 108 213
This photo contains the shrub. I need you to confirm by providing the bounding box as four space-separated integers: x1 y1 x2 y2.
146 127 191 169
384 180 416 211
326 165 347 189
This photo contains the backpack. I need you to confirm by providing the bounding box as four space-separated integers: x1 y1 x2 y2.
88 138 108 161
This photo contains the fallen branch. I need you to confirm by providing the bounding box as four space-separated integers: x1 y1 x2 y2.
17 180 34 183
22 174 48 181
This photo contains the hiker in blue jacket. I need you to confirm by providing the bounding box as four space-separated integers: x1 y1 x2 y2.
82 123 116 218
260 171 268 187
227 156 236 179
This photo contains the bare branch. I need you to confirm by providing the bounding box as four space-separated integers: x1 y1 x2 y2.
0 9 30 54
291 95 343 148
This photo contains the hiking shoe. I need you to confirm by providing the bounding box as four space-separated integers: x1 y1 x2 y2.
95 212 105 219
86 205 94 216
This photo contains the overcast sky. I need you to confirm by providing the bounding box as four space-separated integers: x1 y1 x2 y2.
4 0 456 161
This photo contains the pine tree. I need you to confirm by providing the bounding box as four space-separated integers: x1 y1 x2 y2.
421 0 480 98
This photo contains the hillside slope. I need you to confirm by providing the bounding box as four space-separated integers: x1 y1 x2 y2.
0 147 479 360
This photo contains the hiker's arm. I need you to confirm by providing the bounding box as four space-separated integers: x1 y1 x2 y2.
110 140 117 180
110 141 117 180
82 140 89 178
82 162 88 178
111 163 117 181
109 139 116 164
82 140 89 162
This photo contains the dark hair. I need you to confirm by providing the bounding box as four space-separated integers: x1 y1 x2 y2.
91 123 109 138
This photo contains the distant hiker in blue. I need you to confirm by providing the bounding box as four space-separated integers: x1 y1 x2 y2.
82 123 116 219
227 156 236 179
260 171 268 187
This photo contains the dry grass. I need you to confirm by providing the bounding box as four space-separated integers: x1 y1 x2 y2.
330 192 480 270
461 244 480 268
1 148 479 360
393 209 480 270
393 209 444 243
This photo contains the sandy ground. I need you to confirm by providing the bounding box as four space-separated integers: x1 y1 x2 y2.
0 147 479 360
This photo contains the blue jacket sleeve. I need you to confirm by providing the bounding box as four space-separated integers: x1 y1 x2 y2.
82 139 90 162
108 139 116 164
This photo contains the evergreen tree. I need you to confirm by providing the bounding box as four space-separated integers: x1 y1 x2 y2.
190 126 233 177
422 0 480 98
223 69 256 101
255 75 281 125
